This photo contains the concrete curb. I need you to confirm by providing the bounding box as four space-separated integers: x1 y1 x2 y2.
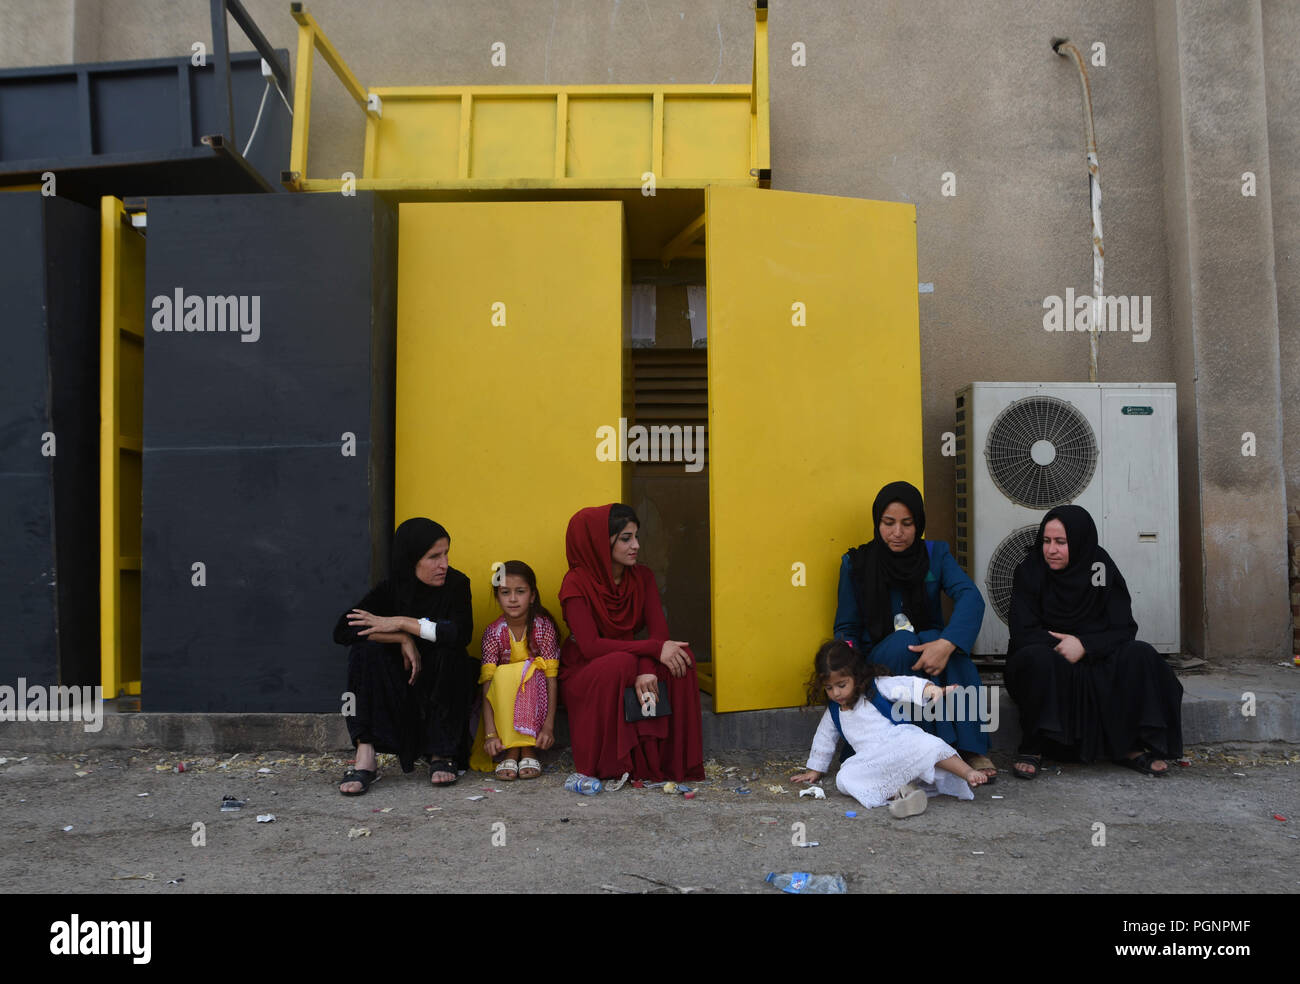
1 670 1294 756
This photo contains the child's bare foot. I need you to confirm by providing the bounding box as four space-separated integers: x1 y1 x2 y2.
965 768 988 787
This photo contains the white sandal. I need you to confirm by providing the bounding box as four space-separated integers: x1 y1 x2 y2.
517 756 541 780
495 757 519 781
888 784 927 819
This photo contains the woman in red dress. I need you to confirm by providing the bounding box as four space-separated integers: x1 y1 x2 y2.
558 504 705 781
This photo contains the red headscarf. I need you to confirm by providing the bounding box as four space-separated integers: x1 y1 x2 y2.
558 504 645 637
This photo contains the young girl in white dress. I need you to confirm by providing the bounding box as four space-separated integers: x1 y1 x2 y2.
791 639 987 817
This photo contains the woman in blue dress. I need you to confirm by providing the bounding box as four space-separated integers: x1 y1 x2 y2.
833 481 995 780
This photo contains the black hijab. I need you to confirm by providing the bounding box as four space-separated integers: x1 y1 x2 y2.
1021 504 1119 632
390 517 454 617
847 481 933 644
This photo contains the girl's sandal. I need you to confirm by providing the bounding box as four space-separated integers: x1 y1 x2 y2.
517 757 542 780
495 758 519 781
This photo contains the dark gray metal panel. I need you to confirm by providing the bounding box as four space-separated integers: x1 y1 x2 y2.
141 193 396 712
43 195 101 687
0 193 100 688
0 50 290 197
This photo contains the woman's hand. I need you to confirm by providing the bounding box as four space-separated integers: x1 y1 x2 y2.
484 735 503 757
790 770 823 784
1049 631 1085 663
658 640 692 678
536 723 555 751
400 635 421 684
348 609 406 636
634 673 659 700
908 637 955 676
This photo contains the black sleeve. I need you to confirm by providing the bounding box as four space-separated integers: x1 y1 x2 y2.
431 573 473 651
332 582 392 646
1077 564 1139 660
1007 562 1058 654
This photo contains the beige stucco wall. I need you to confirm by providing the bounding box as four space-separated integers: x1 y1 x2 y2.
1 0 1292 659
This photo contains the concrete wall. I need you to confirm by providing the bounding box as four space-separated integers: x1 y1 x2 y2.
1 0 1292 660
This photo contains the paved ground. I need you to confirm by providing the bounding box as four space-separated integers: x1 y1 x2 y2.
2 744 1296 894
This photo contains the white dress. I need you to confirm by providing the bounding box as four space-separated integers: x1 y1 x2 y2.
805 676 974 808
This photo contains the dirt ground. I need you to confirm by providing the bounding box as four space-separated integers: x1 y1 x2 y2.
1 744 1297 894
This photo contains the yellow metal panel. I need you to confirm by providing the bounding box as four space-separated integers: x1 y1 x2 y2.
565 96 653 178
396 202 626 655
469 97 557 179
705 186 922 712
662 96 751 179
372 97 462 180
100 197 145 698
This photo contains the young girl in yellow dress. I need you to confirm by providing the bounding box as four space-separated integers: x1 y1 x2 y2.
472 561 560 780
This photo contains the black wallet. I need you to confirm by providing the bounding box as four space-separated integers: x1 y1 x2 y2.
623 682 672 722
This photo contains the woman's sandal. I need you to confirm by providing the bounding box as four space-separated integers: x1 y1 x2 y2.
338 768 378 796
517 757 541 780
429 758 459 786
495 757 519 781
1119 750 1170 777
962 752 998 784
1012 753 1042 780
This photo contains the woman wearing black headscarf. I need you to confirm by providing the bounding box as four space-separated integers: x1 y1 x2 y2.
833 481 992 778
332 518 475 793
1004 504 1183 779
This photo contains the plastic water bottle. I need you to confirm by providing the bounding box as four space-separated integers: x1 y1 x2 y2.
564 772 603 795
765 871 847 894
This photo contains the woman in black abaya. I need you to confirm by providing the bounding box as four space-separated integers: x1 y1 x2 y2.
1004 504 1183 779
332 518 476 793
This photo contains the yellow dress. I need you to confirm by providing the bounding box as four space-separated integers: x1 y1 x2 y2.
469 626 558 772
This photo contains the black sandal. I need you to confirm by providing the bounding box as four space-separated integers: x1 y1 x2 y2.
1119 750 1170 777
429 758 458 786
338 768 378 796
1012 753 1042 780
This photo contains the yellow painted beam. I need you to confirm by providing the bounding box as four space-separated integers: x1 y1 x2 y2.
457 93 472 179
751 1 770 174
99 197 122 699
295 176 752 192
370 84 750 98
288 19 313 180
292 5 368 108
99 197 145 700
659 211 706 266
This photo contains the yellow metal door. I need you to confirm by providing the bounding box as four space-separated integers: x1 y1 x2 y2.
705 186 922 712
99 197 145 698
396 202 627 647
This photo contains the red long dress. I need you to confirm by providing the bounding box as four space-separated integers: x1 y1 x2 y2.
558 507 705 781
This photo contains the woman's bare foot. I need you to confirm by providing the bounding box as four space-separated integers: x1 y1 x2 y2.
1125 749 1169 774
340 743 377 794
429 757 457 785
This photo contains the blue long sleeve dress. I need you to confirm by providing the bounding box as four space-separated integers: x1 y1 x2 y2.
833 539 989 754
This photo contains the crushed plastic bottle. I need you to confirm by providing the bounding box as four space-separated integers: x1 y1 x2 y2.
563 773 603 795
765 871 847 894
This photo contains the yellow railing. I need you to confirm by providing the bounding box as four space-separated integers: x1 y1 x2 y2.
283 2 769 193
